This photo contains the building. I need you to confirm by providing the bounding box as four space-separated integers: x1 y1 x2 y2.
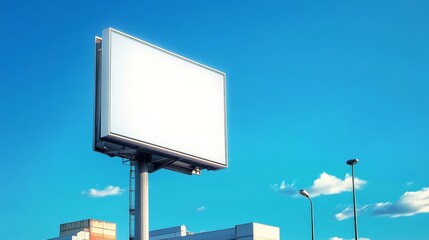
48 219 116 240
48 220 279 240
47 230 90 240
150 222 279 240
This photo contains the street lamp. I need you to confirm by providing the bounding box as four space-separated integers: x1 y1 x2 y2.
346 158 359 240
299 189 314 240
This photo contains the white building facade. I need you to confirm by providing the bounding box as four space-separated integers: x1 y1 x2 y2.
48 219 116 240
150 223 280 240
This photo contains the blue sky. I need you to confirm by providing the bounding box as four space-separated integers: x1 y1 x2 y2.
1 1 428 239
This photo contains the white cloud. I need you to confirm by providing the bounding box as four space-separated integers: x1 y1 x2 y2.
270 173 367 198
308 172 367 198
373 187 429 218
81 185 124 198
197 206 206 212
335 187 429 220
335 206 354 221
270 180 298 196
335 204 371 221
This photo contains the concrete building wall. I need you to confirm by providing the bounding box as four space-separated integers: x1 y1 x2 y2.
89 219 116 240
60 219 90 236
150 226 188 240
50 220 278 240
48 230 90 240
49 219 116 240
150 222 279 240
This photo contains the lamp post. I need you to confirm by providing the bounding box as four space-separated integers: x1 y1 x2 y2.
346 158 359 240
299 189 314 240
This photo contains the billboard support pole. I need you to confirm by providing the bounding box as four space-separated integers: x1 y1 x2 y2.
135 152 150 240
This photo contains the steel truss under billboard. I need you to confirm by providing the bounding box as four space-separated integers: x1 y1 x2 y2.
94 28 228 174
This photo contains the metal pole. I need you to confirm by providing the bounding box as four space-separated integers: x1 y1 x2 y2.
299 189 314 240
135 153 150 240
351 164 358 240
309 198 314 240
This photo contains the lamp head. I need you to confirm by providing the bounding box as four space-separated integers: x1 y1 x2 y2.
346 158 359 165
299 189 310 198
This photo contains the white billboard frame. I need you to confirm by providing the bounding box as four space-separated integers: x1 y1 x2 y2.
94 28 228 173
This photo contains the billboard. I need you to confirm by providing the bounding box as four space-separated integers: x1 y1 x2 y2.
94 28 227 173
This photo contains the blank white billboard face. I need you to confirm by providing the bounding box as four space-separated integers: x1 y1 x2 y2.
100 28 227 168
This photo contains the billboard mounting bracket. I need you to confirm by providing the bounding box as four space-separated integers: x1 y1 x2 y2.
148 157 178 173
